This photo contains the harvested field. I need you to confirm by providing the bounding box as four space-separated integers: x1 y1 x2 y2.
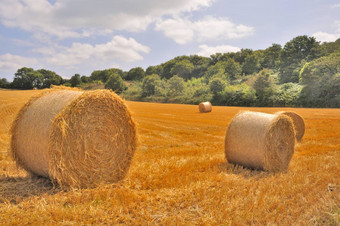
0 89 339 224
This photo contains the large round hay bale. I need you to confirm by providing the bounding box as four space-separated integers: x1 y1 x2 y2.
225 111 295 172
275 111 305 141
199 101 212 113
11 88 136 188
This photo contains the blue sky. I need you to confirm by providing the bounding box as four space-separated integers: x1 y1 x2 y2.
0 0 339 81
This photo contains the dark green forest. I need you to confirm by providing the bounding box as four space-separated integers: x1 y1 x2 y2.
1 35 339 108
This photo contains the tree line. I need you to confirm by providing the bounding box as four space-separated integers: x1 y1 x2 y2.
1 35 339 108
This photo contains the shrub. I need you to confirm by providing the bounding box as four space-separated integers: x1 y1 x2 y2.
105 74 127 94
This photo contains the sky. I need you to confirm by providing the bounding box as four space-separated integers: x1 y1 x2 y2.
0 0 340 81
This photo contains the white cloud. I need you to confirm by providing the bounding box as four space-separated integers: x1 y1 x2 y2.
45 43 94 67
331 3 340 8
0 54 39 72
39 36 150 68
154 18 194 44
0 0 81 39
155 16 254 44
0 0 214 39
312 32 340 43
93 36 151 62
197 44 241 57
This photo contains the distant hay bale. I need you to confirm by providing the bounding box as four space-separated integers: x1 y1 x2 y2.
11 88 136 189
275 111 305 141
199 102 212 113
225 111 295 172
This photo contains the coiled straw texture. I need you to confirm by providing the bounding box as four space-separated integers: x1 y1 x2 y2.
275 111 305 142
225 111 295 172
199 102 212 113
11 88 136 189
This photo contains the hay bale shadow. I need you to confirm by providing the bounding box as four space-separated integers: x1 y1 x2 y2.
0 175 61 204
217 161 276 179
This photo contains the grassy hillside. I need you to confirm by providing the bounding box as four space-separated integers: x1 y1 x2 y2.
0 89 339 224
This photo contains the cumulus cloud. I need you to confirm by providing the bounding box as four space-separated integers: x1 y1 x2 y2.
38 36 150 68
0 54 39 72
0 0 82 39
0 0 214 39
155 16 254 44
93 36 151 62
311 20 340 43
197 44 241 57
313 32 340 43
154 18 194 44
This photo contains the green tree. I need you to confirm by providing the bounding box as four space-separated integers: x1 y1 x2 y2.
299 52 340 107
89 70 102 81
234 49 253 64
168 75 185 96
220 84 256 106
146 65 163 75
186 77 212 104
225 58 241 79
170 59 194 80
0 78 10 88
274 83 303 107
81 75 90 83
210 77 227 103
70 74 81 87
191 87 213 104
189 55 210 66
142 74 162 97
188 55 210 78
160 59 177 79
90 68 124 82
242 54 260 75
279 35 320 83
210 77 226 95
12 67 43 89
261 43 282 69
319 38 340 56
37 69 63 88
105 73 127 94
204 61 228 79
121 81 143 100
126 67 145 81
209 53 223 65
253 70 275 106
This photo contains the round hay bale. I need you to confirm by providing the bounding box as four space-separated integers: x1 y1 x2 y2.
275 111 305 141
225 111 295 172
11 88 136 188
199 102 212 113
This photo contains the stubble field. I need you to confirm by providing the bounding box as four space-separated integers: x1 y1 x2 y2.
0 89 339 224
